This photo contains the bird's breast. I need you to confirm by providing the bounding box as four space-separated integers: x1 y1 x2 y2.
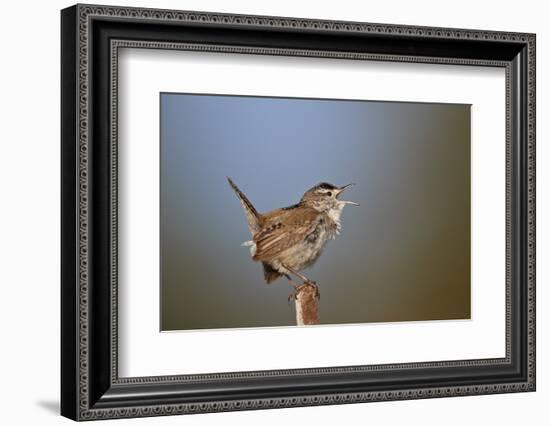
275 221 335 271
306 221 336 252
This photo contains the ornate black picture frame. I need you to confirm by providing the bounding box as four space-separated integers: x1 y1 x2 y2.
61 3 536 421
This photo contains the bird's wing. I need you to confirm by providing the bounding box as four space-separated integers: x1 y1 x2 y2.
252 207 321 261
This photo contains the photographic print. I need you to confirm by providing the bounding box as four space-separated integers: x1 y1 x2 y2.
160 93 471 331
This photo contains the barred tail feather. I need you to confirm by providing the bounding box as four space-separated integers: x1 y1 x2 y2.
227 177 262 235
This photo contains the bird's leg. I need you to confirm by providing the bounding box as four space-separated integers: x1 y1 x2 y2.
282 263 311 283
284 274 300 290
284 274 301 302
282 264 320 300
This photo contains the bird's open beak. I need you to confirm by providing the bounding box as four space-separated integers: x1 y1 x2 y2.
336 183 359 206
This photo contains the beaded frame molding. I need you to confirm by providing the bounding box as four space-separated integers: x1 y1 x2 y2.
61 3 536 421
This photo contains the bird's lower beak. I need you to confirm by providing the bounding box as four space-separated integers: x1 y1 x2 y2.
336 184 359 206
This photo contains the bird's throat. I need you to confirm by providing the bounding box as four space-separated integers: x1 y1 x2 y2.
327 204 345 231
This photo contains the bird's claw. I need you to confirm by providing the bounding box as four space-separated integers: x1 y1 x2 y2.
306 280 321 300
287 281 320 302
287 290 298 303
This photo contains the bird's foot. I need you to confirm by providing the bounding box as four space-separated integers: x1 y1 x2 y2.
287 290 298 303
287 281 320 302
305 280 321 300
287 282 300 303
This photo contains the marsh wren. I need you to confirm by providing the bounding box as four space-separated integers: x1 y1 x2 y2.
227 178 358 297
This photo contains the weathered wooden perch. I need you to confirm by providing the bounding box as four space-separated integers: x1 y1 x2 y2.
295 283 320 325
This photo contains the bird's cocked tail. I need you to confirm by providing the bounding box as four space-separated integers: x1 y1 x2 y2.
227 177 262 235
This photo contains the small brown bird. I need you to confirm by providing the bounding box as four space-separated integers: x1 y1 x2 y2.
227 178 358 297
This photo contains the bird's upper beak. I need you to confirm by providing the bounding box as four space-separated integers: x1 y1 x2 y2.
336 184 359 206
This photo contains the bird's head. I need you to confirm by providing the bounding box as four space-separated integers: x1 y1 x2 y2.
300 182 359 213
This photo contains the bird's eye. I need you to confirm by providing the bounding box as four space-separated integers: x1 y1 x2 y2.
326 192 332 197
